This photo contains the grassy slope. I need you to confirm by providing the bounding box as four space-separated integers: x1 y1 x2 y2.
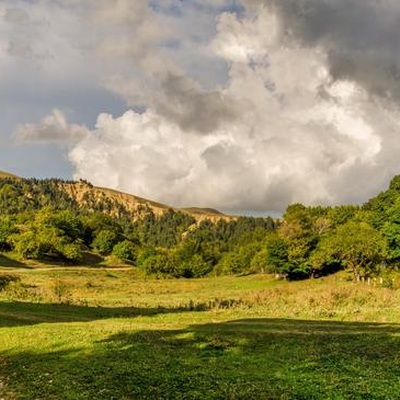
91 188 232 221
1 269 400 399
0 170 19 179
181 207 224 216
0 169 231 221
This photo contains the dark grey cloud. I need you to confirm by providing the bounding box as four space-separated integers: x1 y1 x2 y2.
157 73 240 134
257 0 400 100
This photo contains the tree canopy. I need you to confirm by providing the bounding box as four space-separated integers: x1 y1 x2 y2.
2 175 400 280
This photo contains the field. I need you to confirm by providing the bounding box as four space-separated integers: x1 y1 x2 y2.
1 265 400 399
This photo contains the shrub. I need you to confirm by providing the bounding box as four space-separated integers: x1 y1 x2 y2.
92 229 119 255
112 240 136 261
0 274 20 291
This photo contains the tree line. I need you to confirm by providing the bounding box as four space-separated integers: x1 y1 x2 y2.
262 176 400 280
0 177 275 277
1 175 400 280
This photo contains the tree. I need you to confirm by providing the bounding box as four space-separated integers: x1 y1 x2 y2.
311 221 387 279
327 205 359 228
92 229 119 255
278 205 317 279
0 216 17 251
112 240 136 262
216 243 260 275
9 208 83 261
264 233 290 274
250 249 269 273
175 254 212 278
141 251 176 277
363 175 400 228
382 200 400 262
82 212 122 247
10 230 42 259
50 210 85 242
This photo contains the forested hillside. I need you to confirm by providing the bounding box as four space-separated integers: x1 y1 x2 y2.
263 175 400 280
0 176 275 277
1 174 400 280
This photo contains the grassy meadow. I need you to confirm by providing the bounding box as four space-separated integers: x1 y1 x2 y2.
1 264 400 399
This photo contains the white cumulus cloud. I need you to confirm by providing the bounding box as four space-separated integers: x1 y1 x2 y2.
14 109 89 144
66 2 398 212
6 1 400 212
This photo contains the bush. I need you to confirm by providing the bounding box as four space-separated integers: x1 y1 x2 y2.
112 240 136 261
141 252 176 277
92 229 119 255
59 243 82 262
175 254 213 278
0 274 20 291
216 244 259 275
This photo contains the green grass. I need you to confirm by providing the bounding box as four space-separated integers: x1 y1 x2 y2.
2 268 400 399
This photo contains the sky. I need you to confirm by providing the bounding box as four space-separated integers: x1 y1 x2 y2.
1 0 400 214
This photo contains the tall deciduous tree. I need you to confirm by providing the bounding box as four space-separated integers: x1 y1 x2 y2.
312 221 387 279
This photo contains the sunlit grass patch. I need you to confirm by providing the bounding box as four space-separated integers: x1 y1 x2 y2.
2 269 400 398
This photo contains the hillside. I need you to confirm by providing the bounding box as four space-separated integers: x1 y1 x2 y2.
59 181 230 222
0 170 19 179
4 169 400 282
0 169 231 222
0 171 275 275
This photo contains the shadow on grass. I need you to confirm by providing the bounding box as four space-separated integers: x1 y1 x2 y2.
27 252 106 268
79 252 104 266
4 318 400 399
0 298 245 328
0 301 193 328
0 254 29 269
0 251 130 270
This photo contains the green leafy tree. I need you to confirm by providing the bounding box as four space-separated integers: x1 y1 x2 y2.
9 208 83 261
92 229 119 255
278 205 317 279
175 254 212 278
10 230 42 259
216 243 260 275
82 212 122 247
0 216 17 251
264 233 290 274
112 240 137 261
311 221 387 279
327 205 359 228
59 243 82 261
363 175 400 228
382 201 400 262
50 210 85 242
141 250 176 277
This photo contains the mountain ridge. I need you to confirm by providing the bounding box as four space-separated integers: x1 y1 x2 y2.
0 169 232 222
0 170 20 179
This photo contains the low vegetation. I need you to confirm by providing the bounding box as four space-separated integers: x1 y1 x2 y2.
2 270 400 399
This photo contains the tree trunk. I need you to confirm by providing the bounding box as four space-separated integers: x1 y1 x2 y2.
349 261 360 281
